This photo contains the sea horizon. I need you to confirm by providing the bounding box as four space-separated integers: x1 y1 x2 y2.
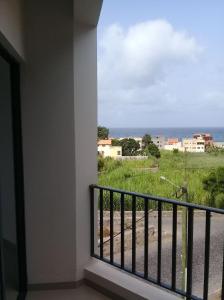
108 126 224 142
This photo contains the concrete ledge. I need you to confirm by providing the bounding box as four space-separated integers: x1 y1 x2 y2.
28 280 83 291
85 259 182 300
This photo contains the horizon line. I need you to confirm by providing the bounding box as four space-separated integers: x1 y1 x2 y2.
106 126 224 129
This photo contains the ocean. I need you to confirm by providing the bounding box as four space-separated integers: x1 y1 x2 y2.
109 127 224 142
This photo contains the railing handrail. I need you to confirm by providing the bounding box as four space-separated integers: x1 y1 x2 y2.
91 184 224 300
91 184 224 215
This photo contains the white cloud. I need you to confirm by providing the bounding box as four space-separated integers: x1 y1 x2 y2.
98 20 202 91
98 19 224 127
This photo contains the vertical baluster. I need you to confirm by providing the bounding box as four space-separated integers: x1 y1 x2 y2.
132 195 136 273
221 239 224 300
157 201 162 284
172 204 177 290
203 211 211 300
90 185 95 256
120 193 125 269
144 198 149 279
186 208 194 300
100 189 104 259
110 191 114 264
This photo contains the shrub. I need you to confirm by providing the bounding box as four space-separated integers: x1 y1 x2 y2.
173 149 179 155
215 193 224 209
98 156 105 172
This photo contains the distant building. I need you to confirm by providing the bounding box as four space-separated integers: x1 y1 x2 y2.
97 139 122 158
193 133 213 147
182 138 205 153
164 142 184 152
152 136 165 149
167 138 179 145
214 142 224 149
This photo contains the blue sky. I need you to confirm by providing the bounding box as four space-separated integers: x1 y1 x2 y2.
97 1 224 128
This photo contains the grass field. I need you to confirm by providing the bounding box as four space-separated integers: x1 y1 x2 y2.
98 151 224 208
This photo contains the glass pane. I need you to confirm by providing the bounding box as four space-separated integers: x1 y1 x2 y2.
0 55 19 299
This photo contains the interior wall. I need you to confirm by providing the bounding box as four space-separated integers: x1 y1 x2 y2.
73 23 98 281
21 0 76 284
0 0 101 286
0 0 25 60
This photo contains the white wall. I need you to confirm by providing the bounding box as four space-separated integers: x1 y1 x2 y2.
1 0 101 287
73 23 98 281
21 0 76 285
0 0 25 60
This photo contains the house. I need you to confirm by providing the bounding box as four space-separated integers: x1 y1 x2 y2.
164 142 184 152
183 138 205 152
152 136 165 149
0 1 221 300
193 133 213 147
97 139 122 158
167 138 179 145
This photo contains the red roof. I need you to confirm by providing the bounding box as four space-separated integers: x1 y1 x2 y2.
167 138 179 145
97 139 112 146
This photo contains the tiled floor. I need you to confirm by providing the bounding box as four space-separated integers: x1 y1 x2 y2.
27 285 111 300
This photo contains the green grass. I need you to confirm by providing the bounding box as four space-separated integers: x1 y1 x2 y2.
98 151 224 209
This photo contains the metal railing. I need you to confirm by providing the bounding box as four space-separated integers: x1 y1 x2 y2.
90 184 224 300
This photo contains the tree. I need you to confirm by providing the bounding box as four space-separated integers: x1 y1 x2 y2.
147 143 161 159
98 126 109 140
111 139 121 146
120 138 140 156
203 167 224 207
142 134 153 149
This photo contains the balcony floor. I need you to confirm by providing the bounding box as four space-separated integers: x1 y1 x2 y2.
27 284 111 300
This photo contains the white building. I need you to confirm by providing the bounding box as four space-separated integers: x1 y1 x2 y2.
152 136 165 149
98 139 122 158
164 142 184 152
183 138 205 152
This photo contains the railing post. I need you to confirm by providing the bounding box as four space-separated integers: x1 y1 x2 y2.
221 240 224 300
203 211 211 300
110 191 114 264
172 204 177 290
100 189 104 259
120 193 125 269
90 185 95 256
132 195 136 273
144 198 149 279
186 208 194 300
157 201 162 284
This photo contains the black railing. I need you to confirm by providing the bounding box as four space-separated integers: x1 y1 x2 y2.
90 184 224 300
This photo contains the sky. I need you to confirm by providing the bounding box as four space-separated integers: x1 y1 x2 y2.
97 0 224 128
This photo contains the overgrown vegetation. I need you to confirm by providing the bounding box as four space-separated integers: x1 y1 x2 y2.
98 151 224 210
203 167 224 208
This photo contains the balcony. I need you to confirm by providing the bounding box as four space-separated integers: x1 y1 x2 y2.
89 184 224 300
